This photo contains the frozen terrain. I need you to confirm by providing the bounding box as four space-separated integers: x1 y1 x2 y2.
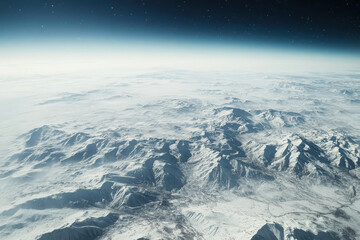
0 67 360 240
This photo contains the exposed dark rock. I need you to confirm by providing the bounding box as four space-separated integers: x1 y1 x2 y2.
251 223 284 240
291 229 340 240
37 213 118 240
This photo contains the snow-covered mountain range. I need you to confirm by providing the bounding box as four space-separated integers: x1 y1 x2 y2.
0 70 359 239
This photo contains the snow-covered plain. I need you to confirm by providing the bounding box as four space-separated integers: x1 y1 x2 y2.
0 56 360 240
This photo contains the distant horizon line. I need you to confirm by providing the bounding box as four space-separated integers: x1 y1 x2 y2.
1 28 360 57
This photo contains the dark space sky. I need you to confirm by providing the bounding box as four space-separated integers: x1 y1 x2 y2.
1 0 360 52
